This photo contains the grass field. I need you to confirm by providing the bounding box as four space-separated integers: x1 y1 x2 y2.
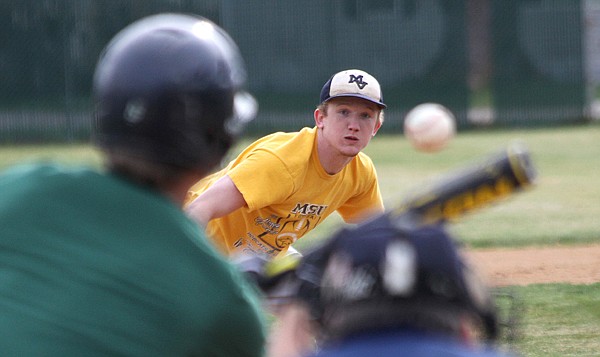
508 283 600 356
1 123 599 356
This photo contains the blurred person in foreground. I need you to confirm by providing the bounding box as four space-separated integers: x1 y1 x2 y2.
184 69 387 260
256 214 519 357
0 13 266 356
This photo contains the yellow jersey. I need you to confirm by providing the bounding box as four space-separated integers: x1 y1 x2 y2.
185 127 384 258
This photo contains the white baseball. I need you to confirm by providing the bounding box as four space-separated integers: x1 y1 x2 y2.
403 103 456 152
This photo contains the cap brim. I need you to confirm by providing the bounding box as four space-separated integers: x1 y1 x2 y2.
324 93 387 109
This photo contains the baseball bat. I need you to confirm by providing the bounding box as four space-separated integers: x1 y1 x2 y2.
390 141 536 228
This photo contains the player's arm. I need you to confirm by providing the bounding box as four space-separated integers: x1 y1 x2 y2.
185 175 246 226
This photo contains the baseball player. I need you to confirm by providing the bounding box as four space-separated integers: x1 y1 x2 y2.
0 14 266 356
185 69 386 259
259 216 519 357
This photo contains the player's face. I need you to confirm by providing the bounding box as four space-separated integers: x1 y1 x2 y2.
315 97 382 158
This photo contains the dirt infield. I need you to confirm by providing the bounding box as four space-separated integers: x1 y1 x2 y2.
464 244 600 286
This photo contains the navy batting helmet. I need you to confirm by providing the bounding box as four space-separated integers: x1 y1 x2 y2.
293 215 499 340
93 13 257 169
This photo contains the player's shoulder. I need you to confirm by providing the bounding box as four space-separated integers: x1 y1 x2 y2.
313 331 516 357
252 127 315 148
355 151 375 165
2 161 82 175
348 152 377 176
0 162 99 187
240 127 315 165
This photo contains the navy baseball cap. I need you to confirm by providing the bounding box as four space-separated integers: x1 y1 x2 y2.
294 214 495 334
320 69 386 109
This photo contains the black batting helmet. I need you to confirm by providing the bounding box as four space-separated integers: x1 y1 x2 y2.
93 13 257 169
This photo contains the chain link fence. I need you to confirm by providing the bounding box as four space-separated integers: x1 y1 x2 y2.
0 0 591 143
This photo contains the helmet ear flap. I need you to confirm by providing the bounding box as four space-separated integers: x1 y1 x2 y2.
174 90 235 169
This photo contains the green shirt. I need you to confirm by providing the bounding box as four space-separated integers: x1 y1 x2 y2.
0 163 266 356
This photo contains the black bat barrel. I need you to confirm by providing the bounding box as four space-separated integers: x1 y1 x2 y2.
392 142 537 225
